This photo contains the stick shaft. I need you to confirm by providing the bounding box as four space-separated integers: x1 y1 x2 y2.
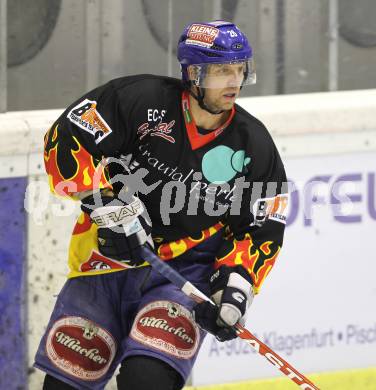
138 247 320 390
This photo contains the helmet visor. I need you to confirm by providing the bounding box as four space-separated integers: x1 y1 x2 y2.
187 59 256 89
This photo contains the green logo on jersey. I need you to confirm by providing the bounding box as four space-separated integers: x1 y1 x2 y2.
202 146 251 184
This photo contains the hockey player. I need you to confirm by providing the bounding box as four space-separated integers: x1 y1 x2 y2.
35 21 288 389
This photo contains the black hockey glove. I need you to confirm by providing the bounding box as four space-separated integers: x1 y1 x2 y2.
194 265 254 341
81 192 154 266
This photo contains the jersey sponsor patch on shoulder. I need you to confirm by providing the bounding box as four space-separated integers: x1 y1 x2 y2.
252 193 289 226
130 300 200 359
45 316 116 381
67 99 112 144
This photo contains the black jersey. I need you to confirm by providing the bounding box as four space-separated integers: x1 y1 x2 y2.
44 75 288 292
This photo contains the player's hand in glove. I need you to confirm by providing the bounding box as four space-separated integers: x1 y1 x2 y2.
194 265 254 341
81 191 154 266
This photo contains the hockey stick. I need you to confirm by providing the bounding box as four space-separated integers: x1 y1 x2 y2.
137 246 320 390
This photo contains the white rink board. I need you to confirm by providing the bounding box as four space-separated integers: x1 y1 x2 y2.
192 151 376 386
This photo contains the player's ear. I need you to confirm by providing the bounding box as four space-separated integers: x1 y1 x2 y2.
187 65 199 81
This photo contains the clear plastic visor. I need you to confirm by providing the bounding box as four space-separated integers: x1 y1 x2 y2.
187 59 256 89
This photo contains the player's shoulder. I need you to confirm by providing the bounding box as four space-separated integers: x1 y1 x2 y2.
233 103 284 174
234 103 267 130
64 75 182 114
234 102 275 145
107 74 184 97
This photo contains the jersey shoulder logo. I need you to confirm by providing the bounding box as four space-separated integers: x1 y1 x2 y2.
67 99 112 144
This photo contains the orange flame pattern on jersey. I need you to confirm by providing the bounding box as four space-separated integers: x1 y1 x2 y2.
157 222 224 260
72 212 93 235
44 125 111 197
215 235 281 293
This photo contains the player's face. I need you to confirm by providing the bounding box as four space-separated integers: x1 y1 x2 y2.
203 63 244 111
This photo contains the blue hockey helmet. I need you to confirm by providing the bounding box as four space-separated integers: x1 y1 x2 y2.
177 21 256 88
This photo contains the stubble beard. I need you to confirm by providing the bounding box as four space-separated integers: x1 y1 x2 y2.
211 98 234 113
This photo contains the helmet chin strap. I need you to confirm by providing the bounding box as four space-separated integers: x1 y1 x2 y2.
189 85 224 115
